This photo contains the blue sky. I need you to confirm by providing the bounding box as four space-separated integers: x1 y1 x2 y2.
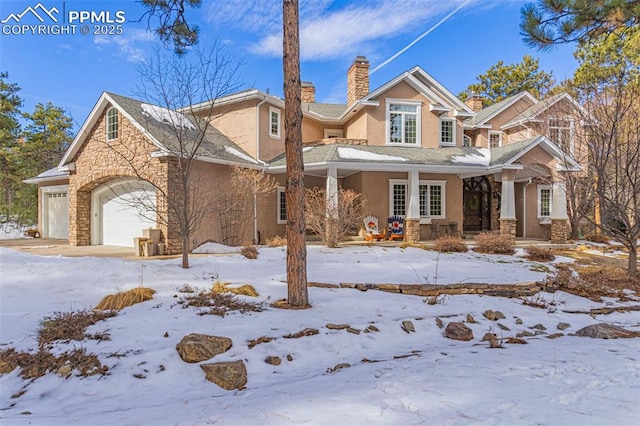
0 0 578 130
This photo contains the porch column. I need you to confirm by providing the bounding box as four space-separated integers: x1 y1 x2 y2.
550 181 569 243
326 167 338 243
405 170 420 243
499 169 517 238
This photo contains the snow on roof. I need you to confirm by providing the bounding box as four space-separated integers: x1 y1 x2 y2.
224 146 258 164
140 103 196 130
337 147 409 162
451 148 491 166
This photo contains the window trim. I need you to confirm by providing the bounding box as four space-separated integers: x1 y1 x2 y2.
385 99 422 146
106 107 118 141
276 186 287 224
323 128 343 139
548 116 575 155
439 117 456 146
537 184 552 219
488 130 502 148
388 179 446 221
269 106 281 139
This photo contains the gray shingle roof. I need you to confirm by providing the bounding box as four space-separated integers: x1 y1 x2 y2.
488 137 538 166
268 144 493 168
501 93 565 128
302 102 347 118
107 93 259 166
468 93 526 125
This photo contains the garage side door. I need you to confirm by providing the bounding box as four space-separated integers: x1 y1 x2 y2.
102 188 156 247
47 192 69 239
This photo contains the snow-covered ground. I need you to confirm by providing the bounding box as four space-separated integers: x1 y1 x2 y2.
1 244 639 425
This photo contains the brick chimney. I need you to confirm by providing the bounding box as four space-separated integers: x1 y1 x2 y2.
465 92 484 112
301 81 315 103
347 56 369 106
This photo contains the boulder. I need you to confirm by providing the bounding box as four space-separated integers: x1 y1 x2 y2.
401 320 415 333
575 324 640 339
265 356 281 366
483 310 505 321
557 322 571 331
201 360 247 390
176 334 232 363
466 314 477 324
444 322 473 341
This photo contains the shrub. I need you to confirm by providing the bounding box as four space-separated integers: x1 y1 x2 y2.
523 246 555 262
585 234 609 244
241 245 258 259
473 232 514 254
212 281 259 297
433 236 467 253
95 287 155 311
38 309 117 347
266 235 286 247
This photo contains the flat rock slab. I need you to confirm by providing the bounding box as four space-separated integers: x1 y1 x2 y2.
575 323 640 339
201 360 247 390
444 322 473 341
176 333 232 363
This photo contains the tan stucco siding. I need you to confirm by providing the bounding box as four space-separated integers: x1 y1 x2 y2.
209 99 258 159
302 117 325 142
259 103 285 162
490 98 536 130
344 110 368 140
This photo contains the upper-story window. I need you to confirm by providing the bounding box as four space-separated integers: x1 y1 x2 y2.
106 107 118 141
549 117 574 154
439 118 455 146
386 100 421 145
269 106 281 139
489 131 502 148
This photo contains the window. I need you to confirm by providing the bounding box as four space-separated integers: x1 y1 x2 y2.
538 185 552 218
548 117 574 154
439 118 455 146
389 179 446 219
324 129 343 139
386 100 421 145
269 107 281 139
106 107 118 141
277 186 286 224
488 131 502 148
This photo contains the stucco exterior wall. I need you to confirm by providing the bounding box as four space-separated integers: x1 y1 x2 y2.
208 99 258 158
344 109 368 140
302 116 326 142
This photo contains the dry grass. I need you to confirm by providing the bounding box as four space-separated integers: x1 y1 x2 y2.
178 287 263 316
523 246 556 262
212 281 259 297
241 245 258 259
0 347 108 380
433 236 468 253
473 232 515 255
545 263 639 302
38 309 117 347
585 234 610 244
95 287 155 311
266 235 287 247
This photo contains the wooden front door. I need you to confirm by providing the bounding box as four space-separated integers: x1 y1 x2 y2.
463 176 491 232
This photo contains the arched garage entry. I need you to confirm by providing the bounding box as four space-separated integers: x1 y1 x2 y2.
91 178 156 247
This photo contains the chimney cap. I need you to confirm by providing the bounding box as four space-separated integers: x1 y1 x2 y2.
468 91 480 98
301 81 315 87
354 55 369 64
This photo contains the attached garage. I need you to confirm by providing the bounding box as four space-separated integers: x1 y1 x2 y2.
91 179 156 247
42 185 69 239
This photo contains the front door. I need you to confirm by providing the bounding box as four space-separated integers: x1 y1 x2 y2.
463 176 491 232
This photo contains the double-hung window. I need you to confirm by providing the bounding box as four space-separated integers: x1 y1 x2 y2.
276 186 287 224
106 107 118 141
269 107 281 139
389 179 446 220
488 131 502 148
439 118 455 146
538 185 552 218
548 117 574 154
386 100 420 145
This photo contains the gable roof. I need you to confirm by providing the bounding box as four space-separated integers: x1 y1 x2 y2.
467 92 538 127
489 135 581 171
362 66 475 117
59 92 260 169
501 92 588 130
302 102 347 118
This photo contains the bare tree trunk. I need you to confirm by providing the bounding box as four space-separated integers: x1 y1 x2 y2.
629 240 638 278
283 0 308 308
181 234 190 269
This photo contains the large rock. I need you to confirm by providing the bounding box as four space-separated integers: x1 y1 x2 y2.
575 324 640 339
201 360 247 390
483 310 505 321
444 322 473 341
176 333 232 363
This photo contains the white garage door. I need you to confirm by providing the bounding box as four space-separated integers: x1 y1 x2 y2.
94 180 156 247
46 191 69 239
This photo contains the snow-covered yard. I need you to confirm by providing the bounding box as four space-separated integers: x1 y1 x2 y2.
1 244 639 425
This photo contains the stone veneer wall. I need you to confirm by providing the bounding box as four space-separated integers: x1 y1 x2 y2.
404 219 420 244
550 219 569 243
488 175 500 232
347 57 369 106
68 106 172 249
499 218 517 239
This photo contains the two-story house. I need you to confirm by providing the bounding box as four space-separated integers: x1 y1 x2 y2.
28 56 582 252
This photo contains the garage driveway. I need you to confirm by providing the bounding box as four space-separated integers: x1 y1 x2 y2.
0 238 151 260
